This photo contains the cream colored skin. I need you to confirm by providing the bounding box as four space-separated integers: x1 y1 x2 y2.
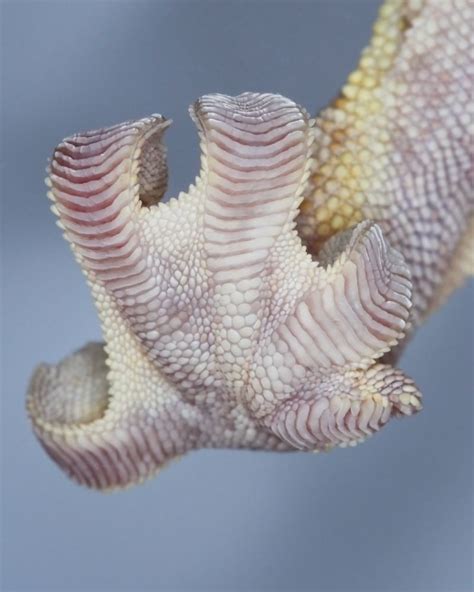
28 0 473 490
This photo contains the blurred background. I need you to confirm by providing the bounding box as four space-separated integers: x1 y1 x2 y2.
2 1 472 590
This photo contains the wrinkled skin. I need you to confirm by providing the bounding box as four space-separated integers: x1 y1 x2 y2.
28 0 473 490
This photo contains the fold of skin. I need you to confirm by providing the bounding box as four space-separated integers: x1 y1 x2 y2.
28 0 472 490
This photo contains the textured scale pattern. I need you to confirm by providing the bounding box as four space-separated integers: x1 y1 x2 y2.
28 0 473 490
297 0 473 326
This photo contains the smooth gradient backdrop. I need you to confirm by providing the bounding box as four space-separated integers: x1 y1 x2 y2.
2 1 473 591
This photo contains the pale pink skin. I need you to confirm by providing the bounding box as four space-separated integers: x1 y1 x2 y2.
28 0 473 490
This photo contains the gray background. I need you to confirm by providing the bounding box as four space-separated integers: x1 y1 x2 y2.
2 1 473 591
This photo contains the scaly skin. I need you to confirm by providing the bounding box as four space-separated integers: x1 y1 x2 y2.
297 0 473 328
28 0 472 490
